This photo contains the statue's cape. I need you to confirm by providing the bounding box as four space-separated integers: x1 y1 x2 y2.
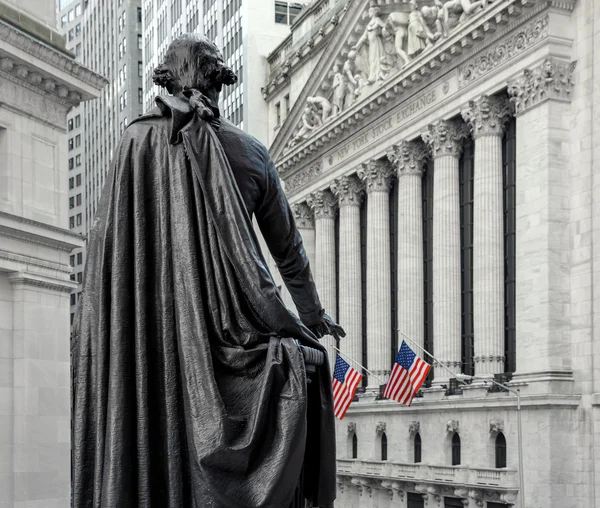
71 93 336 508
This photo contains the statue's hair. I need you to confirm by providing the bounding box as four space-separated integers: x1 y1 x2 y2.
152 34 237 94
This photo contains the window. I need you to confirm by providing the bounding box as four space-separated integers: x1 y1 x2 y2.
68 119 74 131
444 498 464 508
75 23 81 36
451 433 461 466
138 61 143 77
138 34 142 50
495 432 507 468
76 214 82 226
77 272 83 283
76 194 82 206
76 154 81 167
68 29 74 41
414 433 422 463
75 4 81 16
75 115 81 128
76 43 82 57
61 15 68 27
69 177 74 189
75 134 81 147
70 274 76 281
70 293 76 306
137 7 142 23
460 138 475 375
275 102 281 126
76 174 82 186
70 255 76 267
69 216 75 229
352 433 357 459
274 1 303 25
68 9 74 22
284 94 290 115
138 88 143 104
407 493 425 508
69 158 74 170
68 138 74 151
503 116 517 372
77 253 83 265
69 197 75 209
381 433 388 461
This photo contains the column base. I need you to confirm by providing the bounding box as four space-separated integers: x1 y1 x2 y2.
510 370 573 395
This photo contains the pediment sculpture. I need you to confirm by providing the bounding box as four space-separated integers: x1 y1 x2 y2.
284 0 495 153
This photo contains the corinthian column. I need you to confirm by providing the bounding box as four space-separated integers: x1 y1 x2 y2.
331 175 364 378
462 96 513 376
422 119 468 382
307 189 337 370
387 140 429 356
358 159 394 389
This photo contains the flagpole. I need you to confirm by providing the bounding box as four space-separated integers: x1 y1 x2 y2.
331 345 387 386
397 330 459 381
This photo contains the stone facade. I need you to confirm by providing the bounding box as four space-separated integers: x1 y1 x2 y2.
0 3 104 507
265 0 599 507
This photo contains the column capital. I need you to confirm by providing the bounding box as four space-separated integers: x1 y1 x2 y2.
292 202 314 228
307 189 337 219
422 119 469 159
387 140 429 177
331 174 364 207
357 159 394 193
508 57 576 115
461 95 513 138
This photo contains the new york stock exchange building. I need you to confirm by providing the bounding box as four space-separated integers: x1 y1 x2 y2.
262 0 598 507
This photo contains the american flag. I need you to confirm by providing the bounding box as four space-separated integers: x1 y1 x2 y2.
332 354 362 420
383 341 431 405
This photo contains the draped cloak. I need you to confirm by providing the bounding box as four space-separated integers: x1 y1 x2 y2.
71 94 336 508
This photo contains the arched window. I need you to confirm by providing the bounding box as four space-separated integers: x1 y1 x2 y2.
352 433 358 459
451 433 461 465
414 433 422 463
381 432 388 461
495 432 507 468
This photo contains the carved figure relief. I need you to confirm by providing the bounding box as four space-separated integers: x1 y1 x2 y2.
330 64 347 115
442 0 489 36
407 0 428 58
353 3 389 84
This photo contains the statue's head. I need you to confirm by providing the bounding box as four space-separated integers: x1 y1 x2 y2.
152 34 237 95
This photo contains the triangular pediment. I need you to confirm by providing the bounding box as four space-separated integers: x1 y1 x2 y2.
271 0 510 163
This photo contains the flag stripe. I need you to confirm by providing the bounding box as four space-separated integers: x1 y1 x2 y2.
383 341 432 406
332 354 362 420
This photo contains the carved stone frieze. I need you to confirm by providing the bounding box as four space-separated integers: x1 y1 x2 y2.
307 189 337 219
458 15 550 86
331 174 364 207
508 57 577 115
347 422 357 434
462 95 513 138
375 421 386 434
446 419 459 433
422 119 469 159
357 159 393 193
292 203 314 228
387 140 430 176
284 159 323 195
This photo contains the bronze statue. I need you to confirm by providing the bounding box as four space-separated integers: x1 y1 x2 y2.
72 34 343 508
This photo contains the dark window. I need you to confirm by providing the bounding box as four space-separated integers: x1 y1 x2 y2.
69 216 75 229
70 255 75 267
70 274 76 281
275 1 288 23
76 174 82 186
352 433 358 459
451 433 461 465
137 7 142 23
495 432 507 468
68 138 74 151
76 154 81 166
68 119 74 131
414 432 422 463
75 115 81 128
77 253 83 265
389 178 399 362
69 158 74 170
289 2 303 23
71 312 75 325
408 493 425 508
422 161 434 380
69 197 75 209
381 432 388 461
275 102 281 126
488 504 508 508
460 137 475 375
77 272 83 283
138 61 143 77
76 194 82 206
444 498 465 508
70 293 76 306
76 214 82 226
503 116 517 373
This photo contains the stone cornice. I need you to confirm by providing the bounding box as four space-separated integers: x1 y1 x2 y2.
507 56 576 114
273 0 545 166
8 272 77 293
0 249 72 274
0 211 84 252
0 20 107 100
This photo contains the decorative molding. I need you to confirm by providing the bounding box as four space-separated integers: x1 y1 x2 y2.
357 158 393 193
489 419 505 434
292 202 314 228
508 57 577 115
8 272 77 293
387 139 430 176
422 119 469 159
462 95 513 138
375 421 386 434
446 419 459 433
284 158 323 195
0 250 72 274
331 174 364 207
409 421 421 435
306 189 337 219
458 14 549 86
0 20 107 95
347 422 357 434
